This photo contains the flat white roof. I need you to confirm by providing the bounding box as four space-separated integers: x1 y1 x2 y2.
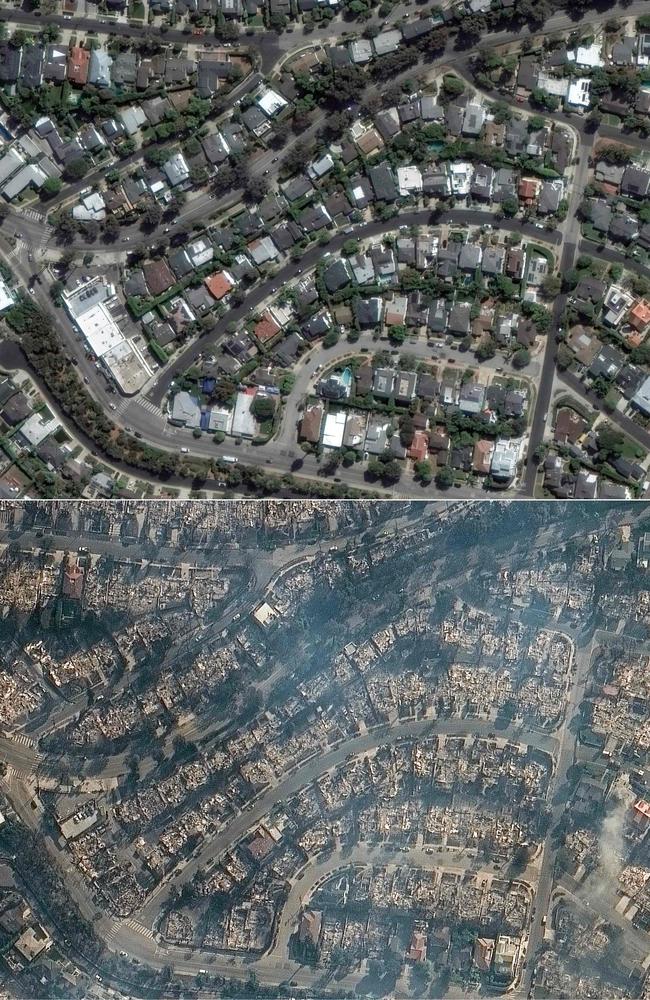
567 78 591 107
231 390 257 438
257 89 288 117
103 339 150 395
18 411 59 448
397 165 423 195
322 409 346 449
76 302 123 358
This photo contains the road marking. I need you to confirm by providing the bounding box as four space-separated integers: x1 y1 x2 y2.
21 208 45 223
11 733 38 749
128 397 162 418
124 917 155 941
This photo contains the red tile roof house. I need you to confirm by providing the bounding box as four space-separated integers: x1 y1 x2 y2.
472 439 494 474
67 46 90 86
408 429 429 463
204 270 234 300
518 177 539 204
629 299 650 333
63 564 84 600
253 310 282 347
407 930 427 963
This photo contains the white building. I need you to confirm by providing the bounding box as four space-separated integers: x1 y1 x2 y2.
397 165 423 196
163 152 190 187
231 389 258 438
491 438 522 482
449 162 472 196
307 153 335 181
566 78 591 110
16 410 60 448
63 279 151 395
567 42 604 69
322 409 346 449
257 89 288 117
0 278 14 313
72 191 106 222
349 39 373 63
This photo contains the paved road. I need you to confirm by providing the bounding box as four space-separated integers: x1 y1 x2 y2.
523 239 575 494
559 367 650 453
519 633 592 995
94 718 558 988
273 842 539 955
0 210 556 499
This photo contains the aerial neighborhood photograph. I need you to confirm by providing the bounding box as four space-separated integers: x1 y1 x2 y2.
0 0 646 496
0 0 648 994
0 499 647 1000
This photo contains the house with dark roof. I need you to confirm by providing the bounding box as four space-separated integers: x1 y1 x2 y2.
448 302 472 335
589 344 625 380
401 16 435 39
302 310 331 341
43 44 68 82
368 162 398 202
324 259 353 293
20 45 44 88
300 402 324 443
111 51 138 86
427 298 448 333
589 200 612 233
0 43 21 83
621 166 650 198
609 214 639 244
298 203 332 233
282 175 314 203
354 297 383 327
143 259 176 297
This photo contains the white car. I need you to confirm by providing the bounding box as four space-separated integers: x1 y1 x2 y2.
181 447 189 453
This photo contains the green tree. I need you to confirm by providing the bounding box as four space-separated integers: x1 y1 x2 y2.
63 157 90 182
251 396 275 421
442 74 465 98
41 176 62 199
415 459 433 483
435 465 454 489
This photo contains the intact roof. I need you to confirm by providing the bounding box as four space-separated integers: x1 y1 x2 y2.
324 258 352 292
300 402 323 442
0 43 21 83
68 45 90 86
282 175 314 202
448 301 472 334
205 270 234 300
368 162 398 202
143 258 176 297
621 166 650 198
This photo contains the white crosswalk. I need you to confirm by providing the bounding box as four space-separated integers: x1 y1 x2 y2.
4 762 41 781
21 208 45 223
134 397 163 417
7 232 50 259
123 917 155 941
11 733 38 749
6 239 28 260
